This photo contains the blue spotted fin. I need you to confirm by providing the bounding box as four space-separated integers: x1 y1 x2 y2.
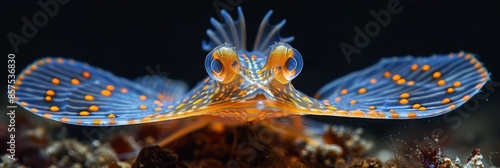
14 58 205 126
202 7 294 54
314 52 490 119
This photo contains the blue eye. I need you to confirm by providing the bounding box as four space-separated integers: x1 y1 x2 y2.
285 57 297 71
285 48 303 80
211 59 223 74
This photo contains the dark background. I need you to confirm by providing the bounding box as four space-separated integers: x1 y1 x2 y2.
2 0 500 163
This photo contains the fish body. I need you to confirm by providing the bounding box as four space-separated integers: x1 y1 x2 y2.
14 7 490 126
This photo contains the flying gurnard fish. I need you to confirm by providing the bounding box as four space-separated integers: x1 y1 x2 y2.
14 7 490 127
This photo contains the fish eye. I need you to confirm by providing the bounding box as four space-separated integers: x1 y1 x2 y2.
284 48 303 80
204 44 239 83
266 43 304 84
211 59 223 74
285 57 297 72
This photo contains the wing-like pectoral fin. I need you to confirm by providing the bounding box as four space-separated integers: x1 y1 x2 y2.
309 52 489 119
15 58 201 126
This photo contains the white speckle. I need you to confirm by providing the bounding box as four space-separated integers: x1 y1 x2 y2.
257 101 264 110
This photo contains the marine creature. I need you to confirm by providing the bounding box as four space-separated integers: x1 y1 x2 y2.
14 7 490 126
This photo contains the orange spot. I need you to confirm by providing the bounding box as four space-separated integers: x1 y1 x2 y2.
411 64 418 71
121 88 128 93
397 79 406 85
107 114 116 118
82 71 91 78
418 107 427 111
30 64 37 70
79 111 90 116
101 90 112 96
370 78 377 84
437 80 446 86
453 81 461 88
369 106 376 110
109 120 116 125
84 95 94 101
334 97 341 102
140 105 147 110
328 106 337 110
475 83 483 89
400 93 410 99
368 110 378 118
25 69 31 75
92 120 102 125
448 104 456 110
412 104 421 109
15 80 21 86
46 90 55 96
49 106 59 112
176 104 185 110
391 113 399 118
474 63 481 69
400 99 409 105
462 95 471 101
57 58 63 63
139 95 147 101
349 100 357 105
45 58 52 63
422 64 430 71
481 72 488 77
60 117 69 122
52 78 60 85
19 75 25 80
38 60 45 65
442 98 451 104
407 112 417 118
384 71 391 78
389 109 395 113
30 108 38 112
155 107 162 111
106 85 115 91
358 88 367 94
392 74 401 81
76 120 83 124
43 113 51 118
89 105 99 112
465 53 472 60
71 78 80 85
407 81 415 86
45 96 52 102
470 58 477 64
20 101 28 106
340 89 348 95
446 88 454 94
478 68 485 73
458 52 465 57
432 71 441 79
